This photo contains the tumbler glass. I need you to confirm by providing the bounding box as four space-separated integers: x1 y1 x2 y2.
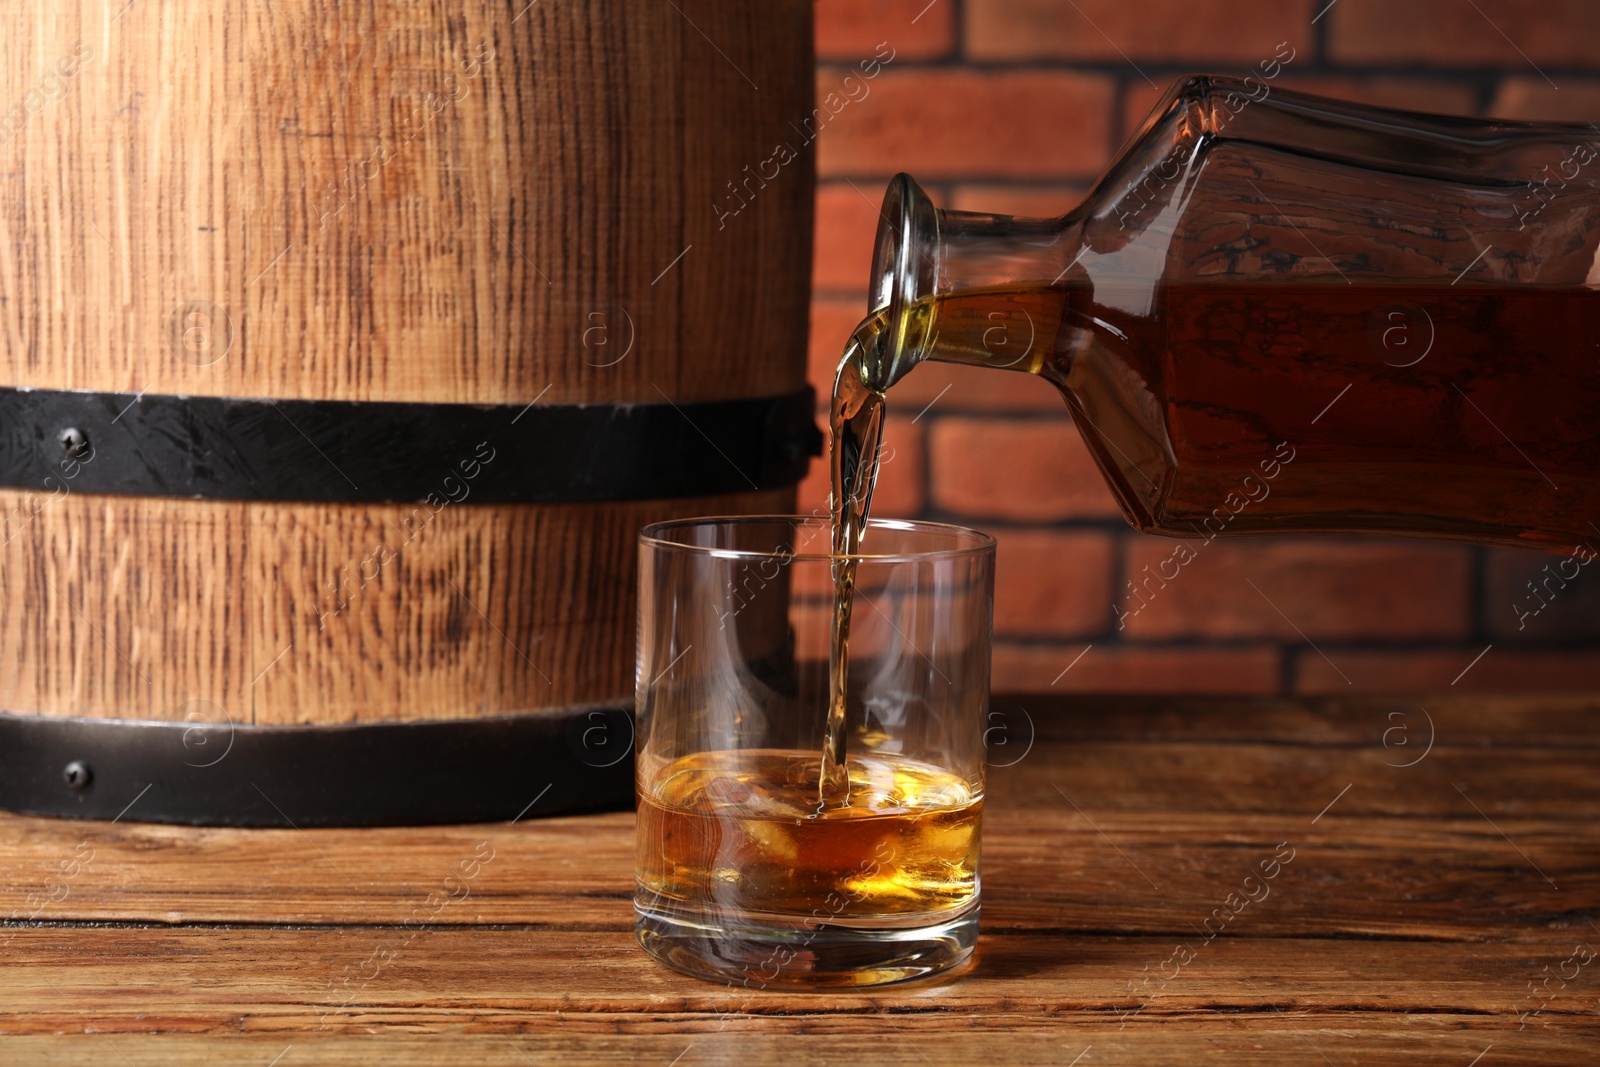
633 516 995 988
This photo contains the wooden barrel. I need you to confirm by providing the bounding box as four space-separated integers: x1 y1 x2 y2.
0 1 816 824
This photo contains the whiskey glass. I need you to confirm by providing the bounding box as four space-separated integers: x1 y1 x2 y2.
633 516 994 988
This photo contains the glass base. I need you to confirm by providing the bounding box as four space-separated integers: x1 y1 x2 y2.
634 900 979 989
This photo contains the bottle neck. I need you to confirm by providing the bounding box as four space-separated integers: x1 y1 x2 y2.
867 174 1080 389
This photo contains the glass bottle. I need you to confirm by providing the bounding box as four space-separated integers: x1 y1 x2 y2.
851 75 1600 553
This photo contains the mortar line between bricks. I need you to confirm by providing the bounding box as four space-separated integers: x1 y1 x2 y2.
917 409 1082 423
815 178 1098 195
994 637 1438 652
1311 0 1331 63
816 59 1600 92
814 58 1600 79
1469 543 1489 646
959 518 1138 530
1108 526 1131 640
992 636 1600 654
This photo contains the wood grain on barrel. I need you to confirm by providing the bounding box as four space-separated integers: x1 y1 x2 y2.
0 0 813 404
0 0 814 723
0 695 1595 1063
0 487 790 721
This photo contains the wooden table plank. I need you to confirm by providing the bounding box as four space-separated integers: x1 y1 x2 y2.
3 811 1592 937
2 927 1597 1028
1 1030 1595 1067
0 695 1596 1063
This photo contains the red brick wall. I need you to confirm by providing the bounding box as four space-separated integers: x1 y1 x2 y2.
805 0 1600 695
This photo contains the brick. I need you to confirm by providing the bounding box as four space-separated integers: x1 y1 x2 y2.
966 0 1314 63
816 0 955 62
1489 77 1600 121
796 450 831 520
1329 0 1600 67
813 182 884 296
1483 546 1600 642
929 417 1123 521
1121 76 1480 141
1117 540 1474 641
796 414 927 520
948 184 1087 218
789 601 834 663
869 418 927 518
993 529 1116 638
816 69 1114 180
809 296 869 392
1294 648 1600 694
992 642 1281 694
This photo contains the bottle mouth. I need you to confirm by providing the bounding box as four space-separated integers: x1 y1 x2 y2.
870 173 940 316
865 173 941 390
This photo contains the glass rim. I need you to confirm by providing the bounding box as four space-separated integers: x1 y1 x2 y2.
638 514 996 564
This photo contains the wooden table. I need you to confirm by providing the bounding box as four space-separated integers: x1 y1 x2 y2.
2 694 1597 1064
